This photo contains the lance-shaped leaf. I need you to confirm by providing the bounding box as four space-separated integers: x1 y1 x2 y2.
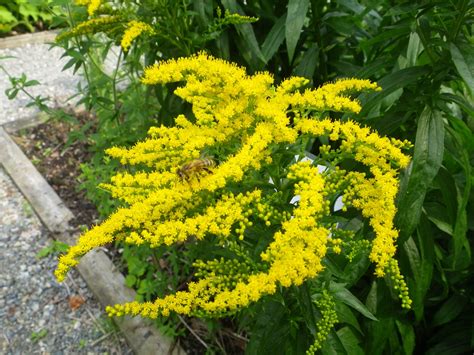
286 0 310 62
397 106 444 239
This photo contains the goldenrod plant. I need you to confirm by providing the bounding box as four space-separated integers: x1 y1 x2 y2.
7 0 469 351
53 0 261 220
57 1 257 52
55 54 412 353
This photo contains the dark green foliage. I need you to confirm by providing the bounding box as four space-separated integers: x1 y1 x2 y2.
0 0 62 34
22 0 473 352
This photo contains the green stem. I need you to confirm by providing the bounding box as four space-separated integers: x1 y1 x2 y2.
310 0 327 83
450 0 469 42
112 49 123 119
65 3 93 104
0 65 53 115
301 283 319 333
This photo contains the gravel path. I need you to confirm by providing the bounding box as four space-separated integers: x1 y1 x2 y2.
0 39 132 354
0 167 132 354
0 40 121 127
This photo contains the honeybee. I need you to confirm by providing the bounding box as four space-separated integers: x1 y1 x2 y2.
177 157 216 180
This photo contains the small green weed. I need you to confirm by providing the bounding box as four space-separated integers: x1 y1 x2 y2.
30 328 48 342
78 339 87 349
96 314 119 335
36 240 69 259
21 200 34 218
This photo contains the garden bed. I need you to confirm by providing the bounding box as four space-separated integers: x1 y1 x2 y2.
5 113 247 354
10 110 98 229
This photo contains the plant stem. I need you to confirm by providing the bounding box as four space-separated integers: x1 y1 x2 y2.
310 0 327 83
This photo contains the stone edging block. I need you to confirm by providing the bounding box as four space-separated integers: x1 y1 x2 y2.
0 30 59 49
0 126 185 354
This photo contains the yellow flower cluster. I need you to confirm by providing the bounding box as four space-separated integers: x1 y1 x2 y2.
55 54 412 335
107 162 328 317
56 15 121 42
120 20 154 52
124 190 261 247
296 118 411 275
290 79 380 114
75 0 101 16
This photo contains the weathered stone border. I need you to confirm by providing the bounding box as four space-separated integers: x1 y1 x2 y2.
3 113 50 134
0 30 58 49
0 125 184 354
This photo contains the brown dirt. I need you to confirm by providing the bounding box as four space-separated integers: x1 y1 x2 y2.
11 110 99 229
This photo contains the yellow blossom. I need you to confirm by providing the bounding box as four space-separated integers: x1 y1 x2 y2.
56 16 121 42
120 20 154 52
75 0 101 16
55 54 412 332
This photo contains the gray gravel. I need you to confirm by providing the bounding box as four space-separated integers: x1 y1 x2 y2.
0 39 123 127
0 167 132 354
0 38 133 354
0 43 80 126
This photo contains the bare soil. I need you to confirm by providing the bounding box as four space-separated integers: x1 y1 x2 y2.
11 111 99 229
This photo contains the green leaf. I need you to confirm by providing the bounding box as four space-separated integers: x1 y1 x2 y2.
444 125 472 268
19 2 40 22
0 55 16 61
337 0 365 14
403 229 433 321
341 253 370 287
366 317 394 355
286 0 310 62
298 284 317 334
30 328 48 342
63 48 86 62
221 0 266 70
329 282 377 321
24 79 40 87
450 43 474 94
245 300 294 354
334 302 363 335
439 93 474 117
62 57 78 72
53 241 70 253
261 15 286 63
426 318 473 355
360 25 411 50
321 331 346 355
358 66 430 116
0 6 17 23
424 202 453 236
406 32 422 68
434 168 458 223
395 320 415 355
432 294 468 327
294 44 318 80
193 0 212 25
6 88 19 100
127 256 146 277
125 274 137 288
36 246 54 259
337 327 364 355
396 106 445 238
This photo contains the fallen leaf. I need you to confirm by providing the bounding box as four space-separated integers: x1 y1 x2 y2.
68 295 85 310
